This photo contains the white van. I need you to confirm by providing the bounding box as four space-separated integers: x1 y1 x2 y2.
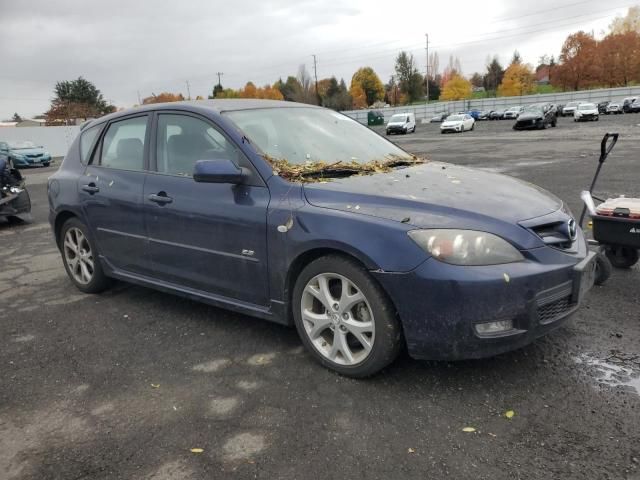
386 113 416 135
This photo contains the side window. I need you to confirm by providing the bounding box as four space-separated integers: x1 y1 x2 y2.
100 116 148 171
80 124 102 165
156 114 240 176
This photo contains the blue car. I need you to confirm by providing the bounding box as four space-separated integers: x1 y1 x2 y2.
48 100 596 377
0 140 52 168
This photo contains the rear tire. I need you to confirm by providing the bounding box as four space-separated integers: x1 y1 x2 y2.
59 217 112 294
605 246 639 269
292 255 402 378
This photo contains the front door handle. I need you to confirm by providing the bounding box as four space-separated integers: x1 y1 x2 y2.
82 183 99 194
148 192 173 205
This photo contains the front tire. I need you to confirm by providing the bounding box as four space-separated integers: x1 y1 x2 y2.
292 255 402 378
60 218 111 293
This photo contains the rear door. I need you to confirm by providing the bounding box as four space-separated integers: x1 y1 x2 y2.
78 114 151 275
143 112 270 306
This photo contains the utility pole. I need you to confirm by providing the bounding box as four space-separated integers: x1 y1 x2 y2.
425 33 429 105
186 80 191 100
216 72 224 87
136 90 141 105
312 54 320 105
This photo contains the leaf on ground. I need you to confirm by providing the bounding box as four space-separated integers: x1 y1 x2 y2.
190 448 204 453
505 410 515 419
408 448 415 453
150 383 160 388
462 427 476 433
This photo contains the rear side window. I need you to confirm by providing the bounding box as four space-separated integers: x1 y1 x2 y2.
79 124 101 165
100 116 148 171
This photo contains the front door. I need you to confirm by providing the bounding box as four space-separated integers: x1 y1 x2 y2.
144 112 270 306
78 114 151 275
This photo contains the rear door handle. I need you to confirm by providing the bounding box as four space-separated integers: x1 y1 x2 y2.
148 193 173 205
82 183 99 194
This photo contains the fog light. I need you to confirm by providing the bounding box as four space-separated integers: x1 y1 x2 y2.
475 320 513 335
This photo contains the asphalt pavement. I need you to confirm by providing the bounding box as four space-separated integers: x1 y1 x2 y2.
1 113 639 480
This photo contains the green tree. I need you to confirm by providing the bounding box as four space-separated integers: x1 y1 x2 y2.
45 77 115 125
350 67 385 106
394 52 424 103
483 56 505 94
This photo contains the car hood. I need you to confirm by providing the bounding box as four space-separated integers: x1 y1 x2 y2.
517 112 543 121
387 121 405 126
577 109 597 114
441 120 462 127
9 148 45 155
303 162 562 246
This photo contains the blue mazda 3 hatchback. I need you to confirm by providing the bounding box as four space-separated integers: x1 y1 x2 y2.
48 99 596 377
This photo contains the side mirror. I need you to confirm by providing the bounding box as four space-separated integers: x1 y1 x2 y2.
193 159 246 184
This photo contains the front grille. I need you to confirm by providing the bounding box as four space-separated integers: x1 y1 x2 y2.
530 221 574 250
537 296 573 324
26 154 43 158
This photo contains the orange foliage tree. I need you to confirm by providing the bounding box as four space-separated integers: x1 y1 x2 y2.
142 92 185 104
552 31 598 91
440 74 472 100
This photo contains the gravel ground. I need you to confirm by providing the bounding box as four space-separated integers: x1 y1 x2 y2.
1 113 639 480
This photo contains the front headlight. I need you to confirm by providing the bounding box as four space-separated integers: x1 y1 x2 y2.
408 229 524 266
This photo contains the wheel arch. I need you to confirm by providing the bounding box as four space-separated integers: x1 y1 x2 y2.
283 246 398 327
53 210 79 249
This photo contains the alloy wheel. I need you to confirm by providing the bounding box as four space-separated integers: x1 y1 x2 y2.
63 227 94 285
300 273 375 366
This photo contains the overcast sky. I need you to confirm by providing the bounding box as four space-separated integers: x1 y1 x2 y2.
0 0 633 119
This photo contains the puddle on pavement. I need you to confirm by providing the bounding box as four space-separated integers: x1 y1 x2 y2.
574 353 640 395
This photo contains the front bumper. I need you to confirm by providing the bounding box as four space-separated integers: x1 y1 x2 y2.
440 125 462 133
373 247 596 361
514 119 542 130
576 114 598 121
387 126 407 134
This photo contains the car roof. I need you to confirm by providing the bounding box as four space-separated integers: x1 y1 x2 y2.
83 99 319 130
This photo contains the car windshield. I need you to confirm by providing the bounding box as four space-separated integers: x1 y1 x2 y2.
390 114 408 122
566 102 579 107
225 107 414 168
523 105 542 113
507 107 520 112
7 141 37 149
579 104 595 110
447 115 464 121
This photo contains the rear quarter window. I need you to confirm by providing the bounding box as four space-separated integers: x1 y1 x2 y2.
80 124 102 165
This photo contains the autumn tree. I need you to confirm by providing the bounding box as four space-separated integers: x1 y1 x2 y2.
552 31 598 91
350 83 367 108
597 32 640 86
45 77 115 125
610 6 640 34
440 74 472 100
142 92 185 104
498 63 536 96
350 67 385 107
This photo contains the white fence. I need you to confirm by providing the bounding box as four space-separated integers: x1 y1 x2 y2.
0 125 79 157
342 85 640 124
